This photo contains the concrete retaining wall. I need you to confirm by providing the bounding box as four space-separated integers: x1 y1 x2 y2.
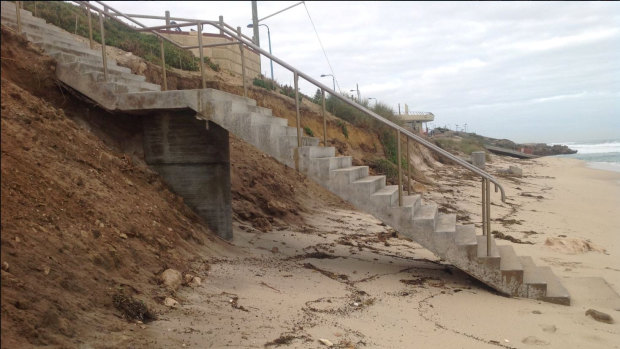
158 31 261 79
142 110 232 240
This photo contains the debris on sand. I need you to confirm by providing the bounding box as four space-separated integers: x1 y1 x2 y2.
112 293 156 322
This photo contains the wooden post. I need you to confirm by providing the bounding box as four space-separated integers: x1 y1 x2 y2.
98 11 108 82
160 39 167 91
397 130 403 206
197 23 205 89
238 26 247 97
322 89 327 146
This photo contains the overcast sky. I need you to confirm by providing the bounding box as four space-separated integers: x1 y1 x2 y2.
108 1 619 143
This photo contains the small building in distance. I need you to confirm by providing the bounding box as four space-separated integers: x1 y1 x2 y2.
399 104 434 134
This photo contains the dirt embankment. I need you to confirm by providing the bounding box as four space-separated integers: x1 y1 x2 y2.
0 25 346 347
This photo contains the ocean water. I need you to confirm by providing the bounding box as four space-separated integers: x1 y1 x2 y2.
554 140 620 173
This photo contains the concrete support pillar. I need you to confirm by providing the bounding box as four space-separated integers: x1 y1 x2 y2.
142 111 232 240
471 151 486 170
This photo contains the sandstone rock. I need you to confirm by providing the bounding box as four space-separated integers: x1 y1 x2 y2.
161 269 183 291
2 261 9 272
508 165 523 176
189 276 202 287
164 297 179 308
586 309 614 324
318 338 333 347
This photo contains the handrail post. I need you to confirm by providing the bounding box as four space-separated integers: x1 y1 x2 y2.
197 23 205 89
486 178 491 256
406 136 411 196
237 26 247 97
98 10 108 82
294 72 301 148
87 5 94 50
482 178 487 237
15 1 22 34
321 89 327 146
159 38 167 91
34 1 37 17
397 129 403 206
219 16 224 35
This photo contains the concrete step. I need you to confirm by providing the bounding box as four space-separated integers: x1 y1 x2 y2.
48 50 119 70
309 156 353 179
83 71 161 92
370 185 399 207
30 33 92 52
330 166 369 184
435 213 456 234
476 235 500 269
519 256 548 300
63 60 132 76
1 10 48 26
431 213 457 256
247 104 272 117
497 245 524 292
537 267 570 306
412 201 437 234
454 224 477 258
352 175 386 201
285 126 300 136
299 145 336 159
1 15 72 37
2 14 77 38
39 42 107 61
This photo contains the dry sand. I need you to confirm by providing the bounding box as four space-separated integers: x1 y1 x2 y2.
104 155 619 348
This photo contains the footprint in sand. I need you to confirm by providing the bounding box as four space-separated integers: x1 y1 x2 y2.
540 324 557 333
522 336 550 346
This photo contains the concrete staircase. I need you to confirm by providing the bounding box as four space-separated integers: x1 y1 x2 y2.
1 3 570 305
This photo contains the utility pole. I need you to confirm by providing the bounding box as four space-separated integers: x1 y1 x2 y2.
251 1 260 46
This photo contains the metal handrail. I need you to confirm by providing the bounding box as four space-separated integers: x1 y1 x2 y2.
210 22 507 201
24 1 505 255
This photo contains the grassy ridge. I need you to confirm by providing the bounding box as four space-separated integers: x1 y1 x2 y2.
21 1 219 71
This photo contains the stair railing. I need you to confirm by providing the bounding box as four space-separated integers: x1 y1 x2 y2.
27 1 505 256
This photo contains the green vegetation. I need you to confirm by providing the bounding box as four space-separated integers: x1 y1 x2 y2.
336 120 349 139
434 137 487 157
303 126 314 137
21 1 219 72
253 76 276 90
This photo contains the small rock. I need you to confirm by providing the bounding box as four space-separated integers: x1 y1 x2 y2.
586 309 614 324
318 338 333 347
540 324 557 333
43 266 50 275
2 262 9 272
522 336 549 345
508 165 523 177
184 274 194 284
532 310 542 314
119 233 128 239
160 269 183 291
271 246 279 253
14 236 20 243
189 276 202 287
164 297 179 307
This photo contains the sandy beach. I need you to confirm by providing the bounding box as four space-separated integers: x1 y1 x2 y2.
86 155 619 348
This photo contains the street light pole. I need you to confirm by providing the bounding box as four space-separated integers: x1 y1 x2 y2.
350 83 360 101
251 1 259 46
320 74 335 91
247 23 273 80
